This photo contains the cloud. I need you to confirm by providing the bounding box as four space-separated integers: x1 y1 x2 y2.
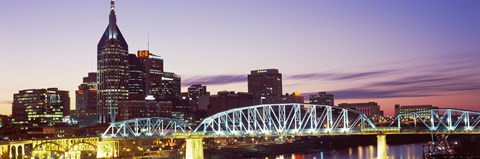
367 75 458 87
286 70 393 81
332 71 393 80
306 77 480 100
183 75 246 86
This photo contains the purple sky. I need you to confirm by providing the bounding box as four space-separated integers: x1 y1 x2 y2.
1 0 479 116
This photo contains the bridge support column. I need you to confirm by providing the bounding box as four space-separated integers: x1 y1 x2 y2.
376 134 387 159
185 136 204 159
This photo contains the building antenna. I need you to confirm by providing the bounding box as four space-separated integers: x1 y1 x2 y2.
147 32 150 51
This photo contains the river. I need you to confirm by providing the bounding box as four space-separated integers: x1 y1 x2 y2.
264 143 425 159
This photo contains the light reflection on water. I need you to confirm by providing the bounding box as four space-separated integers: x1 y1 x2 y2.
267 143 425 159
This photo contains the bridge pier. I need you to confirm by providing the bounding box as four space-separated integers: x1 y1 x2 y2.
376 134 387 159
185 136 204 159
174 133 205 159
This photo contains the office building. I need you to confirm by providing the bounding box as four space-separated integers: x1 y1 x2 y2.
309 92 334 106
160 72 181 98
248 69 282 104
74 73 98 127
394 104 438 119
75 73 97 111
75 84 97 111
97 0 129 123
338 102 381 121
117 100 173 121
187 84 209 112
184 84 210 120
0 115 12 128
128 54 146 100
208 91 255 116
12 88 70 129
138 50 164 97
83 72 97 90
280 92 305 103
69 110 97 128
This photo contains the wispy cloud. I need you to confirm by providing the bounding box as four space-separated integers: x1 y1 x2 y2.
183 75 246 86
305 75 480 99
183 53 480 100
286 70 393 81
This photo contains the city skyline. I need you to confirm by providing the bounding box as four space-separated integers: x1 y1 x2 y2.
1 1 480 116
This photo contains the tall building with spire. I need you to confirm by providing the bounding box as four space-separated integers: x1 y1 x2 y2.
97 0 129 123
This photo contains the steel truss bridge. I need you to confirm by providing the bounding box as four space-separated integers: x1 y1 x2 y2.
103 104 480 137
3 104 480 159
100 103 480 159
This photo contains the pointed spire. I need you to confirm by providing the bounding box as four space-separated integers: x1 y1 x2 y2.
110 0 115 11
108 0 117 39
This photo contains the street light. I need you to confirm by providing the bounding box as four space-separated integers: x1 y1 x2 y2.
260 97 266 105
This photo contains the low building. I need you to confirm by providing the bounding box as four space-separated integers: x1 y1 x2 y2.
338 102 381 122
117 100 173 121
208 91 255 116
394 104 438 119
309 92 334 106
0 115 12 128
70 109 98 128
280 92 305 103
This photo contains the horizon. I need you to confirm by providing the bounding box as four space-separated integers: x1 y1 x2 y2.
1 0 479 116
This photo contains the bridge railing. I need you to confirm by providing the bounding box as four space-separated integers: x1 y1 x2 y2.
194 103 377 136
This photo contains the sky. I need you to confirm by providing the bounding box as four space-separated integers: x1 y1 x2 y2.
1 0 479 116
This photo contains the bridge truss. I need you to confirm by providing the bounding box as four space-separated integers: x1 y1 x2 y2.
194 103 376 136
102 117 187 138
390 108 480 131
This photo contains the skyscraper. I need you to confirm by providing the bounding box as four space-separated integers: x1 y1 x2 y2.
128 54 145 100
97 0 129 123
137 50 164 98
248 69 283 104
160 72 181 98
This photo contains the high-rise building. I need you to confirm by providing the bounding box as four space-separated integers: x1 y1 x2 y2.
97 0 129 123
187 84 209 112
338 102 381 121
138 50 164 98
74 73 98 127
75 73 97 111
128 54 145 100
248 69 282 104
160 72 181 98
12 88 70 129
309 92 334 106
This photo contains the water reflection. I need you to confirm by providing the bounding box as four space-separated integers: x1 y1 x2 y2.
268 143 424 159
